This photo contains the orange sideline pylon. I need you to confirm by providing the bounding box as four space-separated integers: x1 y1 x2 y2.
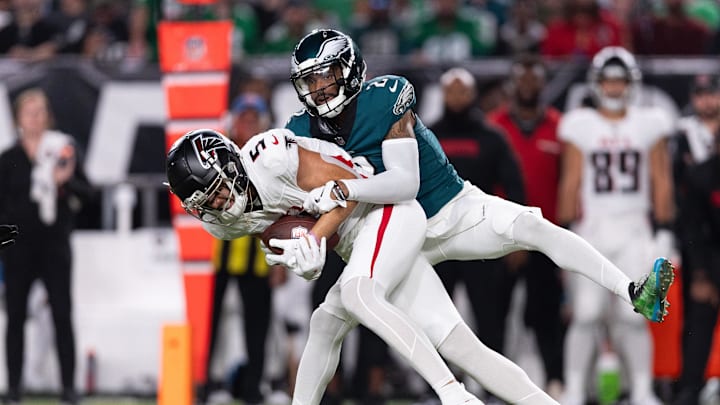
183 271 215 383
158 324 192 405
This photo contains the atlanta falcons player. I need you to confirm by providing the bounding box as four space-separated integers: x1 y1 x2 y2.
166 128 562 405
557 46 676 405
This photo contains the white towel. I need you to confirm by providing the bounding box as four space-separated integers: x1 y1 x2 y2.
30 130 73 225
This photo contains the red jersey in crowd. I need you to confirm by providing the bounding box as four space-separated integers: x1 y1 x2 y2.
487 106 562 224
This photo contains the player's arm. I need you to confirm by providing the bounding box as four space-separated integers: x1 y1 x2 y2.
649 138 675 225
556 141 584 227
297 147 359 239
335 110 420 204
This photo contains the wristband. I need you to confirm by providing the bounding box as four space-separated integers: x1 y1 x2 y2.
330 181 347 203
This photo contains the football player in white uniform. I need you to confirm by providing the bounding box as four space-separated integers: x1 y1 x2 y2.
557 46 676 405
166 128 559 405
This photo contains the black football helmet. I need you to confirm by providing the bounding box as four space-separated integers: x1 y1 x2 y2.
588 46 641 112
291 29 367 118
166 129 251 225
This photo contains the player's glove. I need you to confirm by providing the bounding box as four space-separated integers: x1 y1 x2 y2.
267 235 327 281
303 181 347 215
263 239 296 267
0 224 18 250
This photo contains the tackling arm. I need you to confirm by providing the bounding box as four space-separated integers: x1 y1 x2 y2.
337 110 421 204
297 146 359 239
557 142 584 227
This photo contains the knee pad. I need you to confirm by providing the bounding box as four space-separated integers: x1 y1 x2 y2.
308 307 355 345
492 206 543 240
340 276 386 321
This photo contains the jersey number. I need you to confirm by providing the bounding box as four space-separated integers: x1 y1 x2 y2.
591 150 641 193
249 139 266 162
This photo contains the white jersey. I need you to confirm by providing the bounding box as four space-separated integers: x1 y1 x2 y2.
202 128 370 259
559 106 672 220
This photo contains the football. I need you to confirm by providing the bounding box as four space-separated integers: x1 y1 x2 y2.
260 214 340 254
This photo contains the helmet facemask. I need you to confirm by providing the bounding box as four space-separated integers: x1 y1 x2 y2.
182 152 251 226
588 47 641 113
291 29 366 118
595 64 633 112
292 61 353 118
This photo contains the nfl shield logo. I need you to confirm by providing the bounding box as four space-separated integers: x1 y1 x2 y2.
291 226 309 239
184 36 207 61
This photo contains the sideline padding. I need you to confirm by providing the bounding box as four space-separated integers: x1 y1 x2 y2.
158 21 232 72
158 324 192 405
163 73 228 119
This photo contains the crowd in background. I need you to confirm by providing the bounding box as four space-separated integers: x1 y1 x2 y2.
2 0 720 66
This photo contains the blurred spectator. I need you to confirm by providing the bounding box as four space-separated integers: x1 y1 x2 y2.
672 131 720 405
541 0 623 59
428 67 525 401
213 0 261 59
46 0 92 55
631 0 712 55
349 0 408 56
227 93 271 145
487 54 565 399
0 88 95 404
557 46 673 405
406 0 497 63
0 0 12 30
126 0 160 64
496 0 547 56
0 0 59 60
670 75 720 405
199 93 273 405
258 0 322 55
312 0 352 28
686 0 720 32
87 0 129 62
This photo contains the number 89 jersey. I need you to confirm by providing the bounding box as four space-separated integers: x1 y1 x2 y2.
558 106 672 219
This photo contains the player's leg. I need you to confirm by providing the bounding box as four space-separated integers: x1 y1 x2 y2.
609 237 660 405
390 255 558 404
562 270 608 405
292 288 357 405
423 185 642 307
339 201 481 404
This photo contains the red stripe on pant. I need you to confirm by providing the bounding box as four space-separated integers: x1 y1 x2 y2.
370 205 394 277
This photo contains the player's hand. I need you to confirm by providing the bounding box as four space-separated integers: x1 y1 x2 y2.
303 181 347 215
0 224 18 250
265 239 298 267
267 236 326 281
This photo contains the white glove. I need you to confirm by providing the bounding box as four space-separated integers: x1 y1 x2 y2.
268 236 327 281
261 240 292 266
303 180 347 215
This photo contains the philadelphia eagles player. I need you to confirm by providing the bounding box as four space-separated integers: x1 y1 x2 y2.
166 128 560 405
277 28 675 399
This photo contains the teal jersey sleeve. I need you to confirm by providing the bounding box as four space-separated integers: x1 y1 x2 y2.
285 74 464 218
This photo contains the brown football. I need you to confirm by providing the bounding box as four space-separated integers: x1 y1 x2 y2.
260 215 340 254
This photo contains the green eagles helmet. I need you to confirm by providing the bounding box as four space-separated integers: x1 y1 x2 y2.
291 29 367 118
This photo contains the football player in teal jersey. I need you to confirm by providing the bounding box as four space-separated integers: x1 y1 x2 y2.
281 29 674 403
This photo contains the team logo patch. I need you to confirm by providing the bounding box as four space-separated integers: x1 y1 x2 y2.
393 82 415 115
315 36 347 63
191 134 225 169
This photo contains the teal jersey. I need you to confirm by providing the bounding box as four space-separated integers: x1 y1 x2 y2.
285 75 464 217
